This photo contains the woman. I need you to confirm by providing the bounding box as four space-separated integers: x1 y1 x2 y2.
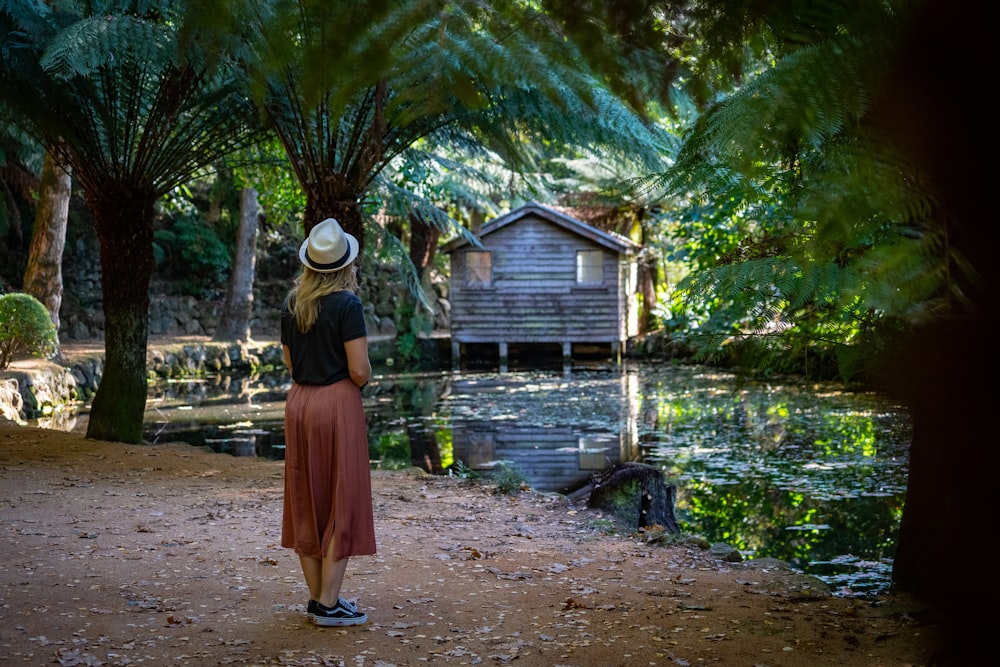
280 217 375 627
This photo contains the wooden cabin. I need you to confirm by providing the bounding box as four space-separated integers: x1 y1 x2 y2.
443 202 640 367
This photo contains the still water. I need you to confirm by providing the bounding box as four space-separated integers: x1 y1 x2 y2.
128 360 910 599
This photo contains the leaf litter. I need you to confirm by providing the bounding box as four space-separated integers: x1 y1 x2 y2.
0 422 941 665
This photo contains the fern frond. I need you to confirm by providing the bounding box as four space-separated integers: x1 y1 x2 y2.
41 15 173 80
367 216 434 313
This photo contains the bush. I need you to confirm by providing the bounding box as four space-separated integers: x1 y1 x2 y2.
153 215 230 297
488 460 527 495
0 293 58 370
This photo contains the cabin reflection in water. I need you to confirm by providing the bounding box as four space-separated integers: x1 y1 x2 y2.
445 368 641 494
452 425 627 494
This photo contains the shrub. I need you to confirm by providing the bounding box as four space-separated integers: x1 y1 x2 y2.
488 460 526 496
0 293 58 370
153 215 230 297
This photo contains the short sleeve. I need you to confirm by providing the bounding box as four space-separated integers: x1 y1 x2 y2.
340 294 367 342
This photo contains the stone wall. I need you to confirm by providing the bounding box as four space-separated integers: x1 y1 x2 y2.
54 221 450 342
0 339 286 425
59 269 450 343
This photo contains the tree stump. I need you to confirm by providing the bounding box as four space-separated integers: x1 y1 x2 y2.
587 462 679 533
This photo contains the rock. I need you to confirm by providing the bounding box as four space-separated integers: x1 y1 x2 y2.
740 556 832 600
0 378 24 423
710 542 744 562
0 339 287 422
0 364 79 420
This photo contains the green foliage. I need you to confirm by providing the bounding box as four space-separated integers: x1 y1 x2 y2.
0 292 57 369
487 460 526 496
390 297 436 367
369 431 415 471
2 0 265 199
447 460 524 494
638 1 937 382
244 0 670 319
233 137 307 242
448 460 482 481
394 332 419 367
153 215 230 298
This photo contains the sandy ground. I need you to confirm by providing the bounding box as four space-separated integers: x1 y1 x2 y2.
0 419 946 666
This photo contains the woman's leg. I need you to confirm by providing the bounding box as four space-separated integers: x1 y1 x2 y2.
317 538 349 607
299 555 322 601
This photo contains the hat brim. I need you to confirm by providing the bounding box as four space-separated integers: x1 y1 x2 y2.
299 232 359 272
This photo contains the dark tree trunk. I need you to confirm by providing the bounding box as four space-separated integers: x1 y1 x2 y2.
407 423 444 475
876 1 996 662
23 150 71 341
409 212 440 282
588 462 679 533
636 253 657 335
302 196 364 255
214 187 259 342
84 192 156 444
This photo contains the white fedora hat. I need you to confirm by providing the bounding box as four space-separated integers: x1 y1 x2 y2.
299 218 359 272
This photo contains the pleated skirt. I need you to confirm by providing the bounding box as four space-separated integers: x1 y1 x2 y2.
281 379 376 561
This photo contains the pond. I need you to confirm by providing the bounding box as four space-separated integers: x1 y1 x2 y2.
57 360 911 599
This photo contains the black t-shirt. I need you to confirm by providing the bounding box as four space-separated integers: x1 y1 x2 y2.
280 291 367 385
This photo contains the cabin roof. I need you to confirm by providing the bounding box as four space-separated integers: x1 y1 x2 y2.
441 202 640 254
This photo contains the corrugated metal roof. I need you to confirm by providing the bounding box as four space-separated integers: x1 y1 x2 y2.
442 202 640 254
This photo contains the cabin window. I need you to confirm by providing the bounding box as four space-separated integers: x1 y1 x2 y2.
465 251 492 287
576 250 604 285
578 436 612 470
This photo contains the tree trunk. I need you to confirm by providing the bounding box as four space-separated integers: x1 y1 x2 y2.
636 253 657 335
587 462 679 533
84 193 156 444
213 187 259 342
22 150 71 341
302 196 364 254
407 423 444 475
296 82 388 260
409 211 440 282
876 0 996 662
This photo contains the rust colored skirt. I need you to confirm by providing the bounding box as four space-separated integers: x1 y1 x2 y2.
281 379 376 561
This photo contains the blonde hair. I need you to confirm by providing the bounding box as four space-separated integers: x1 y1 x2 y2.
288 263 359 333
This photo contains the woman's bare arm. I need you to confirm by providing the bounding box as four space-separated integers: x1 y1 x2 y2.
345 337 371 387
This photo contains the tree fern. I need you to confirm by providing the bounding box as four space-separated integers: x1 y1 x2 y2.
241 0 673 326
0 0 265 442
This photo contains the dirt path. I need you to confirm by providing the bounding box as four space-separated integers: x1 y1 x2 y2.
0 420 943 666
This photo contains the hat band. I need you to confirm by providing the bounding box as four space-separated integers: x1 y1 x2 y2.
308 245 352 271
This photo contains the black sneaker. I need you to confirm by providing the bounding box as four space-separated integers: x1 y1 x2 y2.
307 597 354 615
312 599 367 627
